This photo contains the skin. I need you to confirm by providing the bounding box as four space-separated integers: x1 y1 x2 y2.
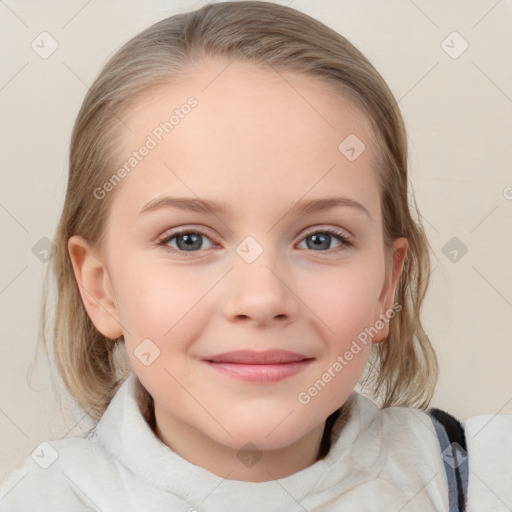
68 57 408 482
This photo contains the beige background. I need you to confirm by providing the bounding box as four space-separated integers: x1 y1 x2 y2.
1 0 511 479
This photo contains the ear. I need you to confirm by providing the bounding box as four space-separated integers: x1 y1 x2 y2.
68 235 123 340
372 237 408 343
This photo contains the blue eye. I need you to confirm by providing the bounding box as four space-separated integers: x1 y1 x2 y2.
158 230 214 253
157 227 352 255
298 228 352 252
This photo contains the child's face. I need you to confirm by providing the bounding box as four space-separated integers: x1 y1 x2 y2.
71 58 406 458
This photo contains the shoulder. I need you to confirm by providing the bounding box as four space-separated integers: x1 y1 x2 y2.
346 393 450 481
0 428 124 510
350 392 438 441
325 393 450 508
342 393 446 469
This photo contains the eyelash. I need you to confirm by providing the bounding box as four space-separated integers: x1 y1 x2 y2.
156 227 353 256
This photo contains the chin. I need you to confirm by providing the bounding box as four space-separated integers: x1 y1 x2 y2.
216 410 317 451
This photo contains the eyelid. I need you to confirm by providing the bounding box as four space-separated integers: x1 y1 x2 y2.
301 225 353 242
155 225 217 246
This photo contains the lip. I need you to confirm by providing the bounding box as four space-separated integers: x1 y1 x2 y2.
202 350 314 383
203 349 312 364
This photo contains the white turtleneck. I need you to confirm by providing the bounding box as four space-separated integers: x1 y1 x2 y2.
1 372 511 511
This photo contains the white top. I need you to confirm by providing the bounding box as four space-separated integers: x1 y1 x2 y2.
1 373 511 511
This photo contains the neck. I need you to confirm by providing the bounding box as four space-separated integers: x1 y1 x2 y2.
135 378 353 482
155 416 326 482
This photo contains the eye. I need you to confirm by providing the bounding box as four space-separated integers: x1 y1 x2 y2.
157 229 214 254
297 228 352 253
156 226 353 256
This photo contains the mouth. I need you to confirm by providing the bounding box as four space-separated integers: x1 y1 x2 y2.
202 350 315 383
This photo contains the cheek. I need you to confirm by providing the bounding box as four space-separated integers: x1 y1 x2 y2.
297 268 380 411
113 261 213 346
301 261 385 340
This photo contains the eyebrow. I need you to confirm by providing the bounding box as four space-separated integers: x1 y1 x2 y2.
138 195 371 220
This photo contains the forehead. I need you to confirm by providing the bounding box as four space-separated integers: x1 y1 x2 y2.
109 58 381 221
122 58 373 140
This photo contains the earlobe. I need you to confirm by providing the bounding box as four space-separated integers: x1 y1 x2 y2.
373 237 408 343
67 235 123 340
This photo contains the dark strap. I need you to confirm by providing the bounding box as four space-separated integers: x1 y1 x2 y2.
428 408 468 512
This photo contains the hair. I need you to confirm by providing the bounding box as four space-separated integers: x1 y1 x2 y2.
31 0 438 426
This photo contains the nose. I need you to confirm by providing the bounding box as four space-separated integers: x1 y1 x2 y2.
221 248 299 328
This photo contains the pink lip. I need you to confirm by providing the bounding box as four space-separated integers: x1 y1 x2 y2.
202 350 314 383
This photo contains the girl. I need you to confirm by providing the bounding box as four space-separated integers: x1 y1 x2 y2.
1 1 510 510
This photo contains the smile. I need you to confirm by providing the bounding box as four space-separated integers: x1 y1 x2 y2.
202 350 315 383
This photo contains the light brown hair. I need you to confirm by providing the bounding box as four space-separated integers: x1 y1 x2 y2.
31 0 437 424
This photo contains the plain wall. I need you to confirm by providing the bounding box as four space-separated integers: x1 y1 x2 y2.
1 0 511 478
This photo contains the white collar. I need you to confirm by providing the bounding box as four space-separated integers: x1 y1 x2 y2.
95 373 389 505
